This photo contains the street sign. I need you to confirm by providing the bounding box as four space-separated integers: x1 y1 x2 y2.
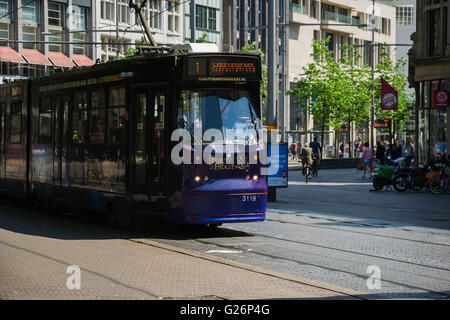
374 119 391 128
432 90 449 107
267 143 288 188
380 78 398 111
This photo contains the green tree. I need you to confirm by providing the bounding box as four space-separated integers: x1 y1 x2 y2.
122 36 148 58
196 32 213 43
374 49 415 139
287 37 372 154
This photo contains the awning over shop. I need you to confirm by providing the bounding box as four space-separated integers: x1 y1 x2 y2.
48 52 75 68
0 47 26 63
72 54 95 67
22 49 52 66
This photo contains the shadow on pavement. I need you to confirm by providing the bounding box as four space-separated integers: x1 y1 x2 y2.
0 201 253 242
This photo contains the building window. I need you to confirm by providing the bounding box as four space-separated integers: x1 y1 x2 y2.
290 0 306 15
48 30 63 52
196 5 217 31
48 2 64 27
22 1 39 24
101 0 115 22
208 8 217 31
71 6 87 30
309 0 317 18
22 25 37 50
71 6 88 55
0 22 10 46
428 9 441 56
168 0 180 32
119 0 130 24
396 6 413 26
149 0 162 30
0 0 11 20
321 3 336 21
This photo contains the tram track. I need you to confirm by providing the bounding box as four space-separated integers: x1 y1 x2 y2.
185 230 450 299
265 214 450 248
67 212 450 299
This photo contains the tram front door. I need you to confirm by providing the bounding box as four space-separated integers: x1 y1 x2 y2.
132 87 168 213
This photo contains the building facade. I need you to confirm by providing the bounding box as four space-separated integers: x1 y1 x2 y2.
182 0 222 48
409 0 450 163
0 0 95 82
94 0 186 62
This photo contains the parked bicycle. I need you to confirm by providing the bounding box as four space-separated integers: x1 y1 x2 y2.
392 166 429 192
429 166 450 195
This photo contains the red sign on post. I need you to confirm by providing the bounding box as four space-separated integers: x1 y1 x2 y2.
432 90 449 107
380 77 398 111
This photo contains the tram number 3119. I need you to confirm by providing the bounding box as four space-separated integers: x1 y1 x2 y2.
242 195 257 202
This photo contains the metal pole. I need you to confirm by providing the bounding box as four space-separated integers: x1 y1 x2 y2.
190 0 195 42
116 0 119 60
267 0 277 202
267 0 277 129
370 0 375 151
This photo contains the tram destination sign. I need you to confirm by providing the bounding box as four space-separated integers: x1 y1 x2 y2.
186 56 259 81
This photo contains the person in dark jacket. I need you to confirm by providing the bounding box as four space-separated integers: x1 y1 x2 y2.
375 141 385 164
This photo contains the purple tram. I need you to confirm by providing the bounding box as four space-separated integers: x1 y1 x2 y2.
0 50 267 227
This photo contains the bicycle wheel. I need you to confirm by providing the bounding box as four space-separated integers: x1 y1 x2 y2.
393 174 408 192
411 176 424 192
305 167 310 184
430 175 445 195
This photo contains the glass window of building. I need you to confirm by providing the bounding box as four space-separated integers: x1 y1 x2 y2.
22 25 38 49
0 0 11 19
208 8 216 31
22 1 39 24
149 0 162 30
101 0 115 22
0 22 10 45
168 1 180 32
71 6 88 55
48 2 64 27
119 0 130 24
396 6 413 26
196 5 208 29
48 31 63 52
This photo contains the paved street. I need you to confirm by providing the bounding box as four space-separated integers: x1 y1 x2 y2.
0 168 449 300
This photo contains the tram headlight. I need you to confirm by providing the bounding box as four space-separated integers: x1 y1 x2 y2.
252 175 259 182
203 176 210 182
194 176 202 183
245 175 252 181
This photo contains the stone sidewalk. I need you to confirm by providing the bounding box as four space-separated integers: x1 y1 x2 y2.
0 204 365 300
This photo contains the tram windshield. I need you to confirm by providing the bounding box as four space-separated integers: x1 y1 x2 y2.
178 89 261 144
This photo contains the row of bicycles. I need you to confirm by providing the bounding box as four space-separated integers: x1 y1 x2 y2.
371 156 450 195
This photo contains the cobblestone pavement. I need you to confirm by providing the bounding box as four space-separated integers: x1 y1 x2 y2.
151 168 450 299
0 203 362 300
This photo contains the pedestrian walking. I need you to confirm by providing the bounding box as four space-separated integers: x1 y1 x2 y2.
361 142 373 179
290 141 298 160
376 141 385 165
403 139 415 167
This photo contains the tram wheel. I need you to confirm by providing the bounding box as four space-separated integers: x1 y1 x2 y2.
207 223 222 229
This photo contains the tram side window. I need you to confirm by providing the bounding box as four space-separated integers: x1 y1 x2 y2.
108 88 126 145
38 98 52 144
73 92 88 144
10 102 22 144
89 89 106 144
